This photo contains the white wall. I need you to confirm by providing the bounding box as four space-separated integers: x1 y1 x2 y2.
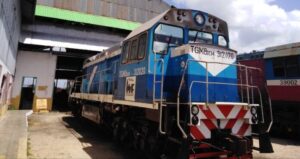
12 51 57 109
0 0 21 112
0 0 21 74
0 60 9 86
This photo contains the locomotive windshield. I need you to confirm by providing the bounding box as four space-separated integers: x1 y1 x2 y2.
188 30 213 44
218 35 228 47
153 24 183 54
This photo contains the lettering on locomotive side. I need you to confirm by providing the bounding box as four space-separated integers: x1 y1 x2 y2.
190 45 235 60
267 79 300 86
119 67 146 78
191 46 215 56
188 44 237 76
216 50 235 59
280 79 298 86
119 70 130 77
133 67 146 76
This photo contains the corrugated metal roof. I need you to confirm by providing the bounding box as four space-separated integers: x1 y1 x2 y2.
264 42 300 59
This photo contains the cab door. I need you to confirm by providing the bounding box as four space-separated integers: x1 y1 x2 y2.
116 33 148 102
150 23 184 101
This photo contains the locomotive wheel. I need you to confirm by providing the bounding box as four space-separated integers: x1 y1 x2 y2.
71 102 82 118
119 120 129 143
112 123 119 141
139 137 146 151
146 135 157 153
132 129 140 150
112 118 122 142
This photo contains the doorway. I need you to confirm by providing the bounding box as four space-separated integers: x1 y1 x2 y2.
53 79 70 111
20 77 37 109
53 56 84 111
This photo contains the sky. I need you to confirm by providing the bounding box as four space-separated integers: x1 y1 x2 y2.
163 0 300 53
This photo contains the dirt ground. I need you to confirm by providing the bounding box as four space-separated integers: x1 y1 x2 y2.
28 112 300 159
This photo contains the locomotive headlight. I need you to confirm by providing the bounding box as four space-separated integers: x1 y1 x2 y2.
195 13 205 25
192 116 199 125
191 105 199 115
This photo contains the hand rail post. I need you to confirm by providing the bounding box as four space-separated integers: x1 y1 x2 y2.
153 53 157 103
250 70 254 104
153 52 166 135
159 59 166 135
177 60 189 139
245 67 250 104
239 66 244 103
206 62 209 106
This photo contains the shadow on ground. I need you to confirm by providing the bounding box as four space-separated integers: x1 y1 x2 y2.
269 138 300 146
61 116 142 159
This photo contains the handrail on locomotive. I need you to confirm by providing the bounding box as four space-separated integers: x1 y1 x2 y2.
71 62 117 96
153 52 166 135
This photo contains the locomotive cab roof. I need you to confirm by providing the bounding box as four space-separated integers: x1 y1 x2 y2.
84 7 230 68
83 44 121 68
124 7 229 41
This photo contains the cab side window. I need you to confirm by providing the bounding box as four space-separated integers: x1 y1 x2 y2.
122 33 147 64
122 41 130 64
130 39 138 60
138 34 147 59
153 24 183 54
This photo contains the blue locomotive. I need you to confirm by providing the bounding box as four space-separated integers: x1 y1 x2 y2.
69 7 273 159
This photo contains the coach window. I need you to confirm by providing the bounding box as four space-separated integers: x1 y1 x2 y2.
122 41 130 63
138 34 147 59
130 39 138 60
153 24 183 54
188 30 212 44
273 58 285 77
285 56 300 77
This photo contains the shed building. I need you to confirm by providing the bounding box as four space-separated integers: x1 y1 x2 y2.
11 0 170 112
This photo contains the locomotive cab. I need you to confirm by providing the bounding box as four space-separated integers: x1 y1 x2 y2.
117 8 233 103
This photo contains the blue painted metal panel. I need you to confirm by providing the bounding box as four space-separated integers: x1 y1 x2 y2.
82 19 240 105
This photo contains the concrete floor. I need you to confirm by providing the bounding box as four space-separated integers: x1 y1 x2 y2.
27 112 139 159
0 110 29 159
27 112 300 159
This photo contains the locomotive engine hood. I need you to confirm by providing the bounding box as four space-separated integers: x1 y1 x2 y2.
166 43 239 103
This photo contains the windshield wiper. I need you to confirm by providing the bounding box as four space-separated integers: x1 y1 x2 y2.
165 35 173 54
193 31 199 43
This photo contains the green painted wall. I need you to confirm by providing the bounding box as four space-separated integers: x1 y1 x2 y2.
35 5 141 31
